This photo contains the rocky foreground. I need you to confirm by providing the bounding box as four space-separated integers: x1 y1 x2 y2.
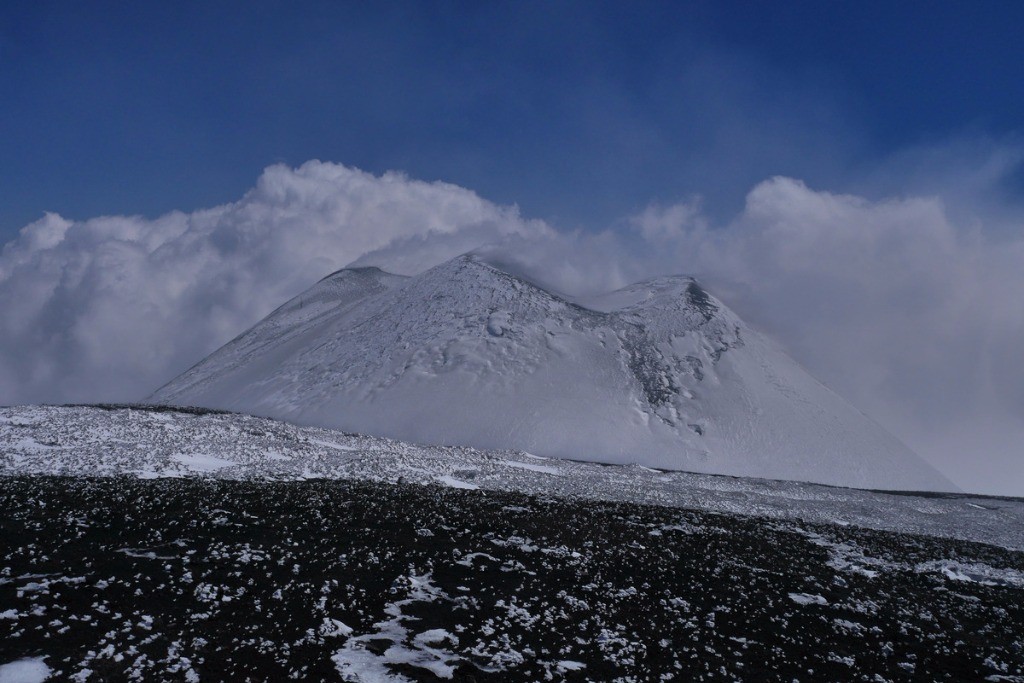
1 476 1023 682
1 405 1023 681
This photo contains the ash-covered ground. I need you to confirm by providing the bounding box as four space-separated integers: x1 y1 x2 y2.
1 476 1022 682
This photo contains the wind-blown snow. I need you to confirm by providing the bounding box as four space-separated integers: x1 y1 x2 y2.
152 253 951 491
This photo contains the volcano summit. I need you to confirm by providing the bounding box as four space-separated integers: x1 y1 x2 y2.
152 254 951 491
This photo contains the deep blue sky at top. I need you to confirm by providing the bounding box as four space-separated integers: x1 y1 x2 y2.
2 1 1023 241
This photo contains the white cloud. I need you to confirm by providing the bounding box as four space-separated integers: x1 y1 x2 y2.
616 178 1024 496
444 176 1024 495
1 158 1021 495
0 160 549 405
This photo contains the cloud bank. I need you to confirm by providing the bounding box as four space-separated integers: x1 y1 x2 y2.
0 161 549 405
2 160 1021 494
471 176 1024 496
630 180 1024 497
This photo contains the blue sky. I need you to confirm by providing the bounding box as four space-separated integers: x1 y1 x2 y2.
3 1 1023 239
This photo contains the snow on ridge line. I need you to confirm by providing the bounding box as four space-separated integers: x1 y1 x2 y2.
1 405 1022 551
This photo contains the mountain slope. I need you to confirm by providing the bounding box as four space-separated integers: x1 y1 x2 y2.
151 254 952 491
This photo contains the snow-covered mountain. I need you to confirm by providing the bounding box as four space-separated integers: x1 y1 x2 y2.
151 253 952 491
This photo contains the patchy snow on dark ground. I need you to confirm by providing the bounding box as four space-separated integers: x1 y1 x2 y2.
3 405 1023 551
2 405 1024 681
1 476 1022 682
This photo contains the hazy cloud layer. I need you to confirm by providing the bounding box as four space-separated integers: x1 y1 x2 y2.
633 179 1024 497
0 161 548 405
1 160 1021 494
467 176 1024 495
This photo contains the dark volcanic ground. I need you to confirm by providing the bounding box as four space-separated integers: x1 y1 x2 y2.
1 477 1022 682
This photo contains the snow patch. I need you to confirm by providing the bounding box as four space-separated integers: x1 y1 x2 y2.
789 593 828 606
320 618 354 638
500 460 561 476
333 572 464 680
0 658 51 683
169 453 234 472
917 560 1024 589
436 475 479 490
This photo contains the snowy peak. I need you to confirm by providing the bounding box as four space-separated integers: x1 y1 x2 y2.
412 254 582 318
580 274 711 316
462 255 724 324
152 253 953 492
